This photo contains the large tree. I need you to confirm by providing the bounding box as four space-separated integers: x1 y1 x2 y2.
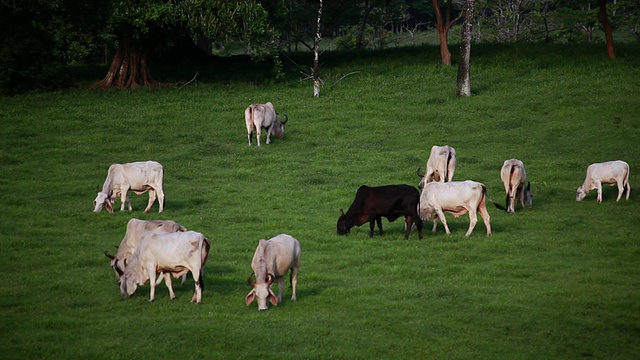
432 0 459 65
94 0 280 89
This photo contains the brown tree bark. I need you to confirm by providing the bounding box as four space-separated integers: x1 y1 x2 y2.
356 0 373 50
313 0 323 98
433 0 454 65
597 0 616 60
93 39 157 89
457 0 475 97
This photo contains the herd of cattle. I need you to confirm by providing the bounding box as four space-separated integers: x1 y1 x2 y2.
93 103 631 309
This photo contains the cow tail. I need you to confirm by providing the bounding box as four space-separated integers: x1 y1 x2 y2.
445 148 452 182
199 237 211 292
624 162 631 196
480 184 488 209
507 164 517 209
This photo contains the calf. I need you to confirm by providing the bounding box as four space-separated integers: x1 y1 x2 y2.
93 161 165 213
120 231 210 303
245 102 288 146
418 180 492 237
245 234 301 311
500 159 532 213
576 160 630 202
337 185 423 239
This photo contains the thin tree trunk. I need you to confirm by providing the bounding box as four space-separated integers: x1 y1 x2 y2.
457 0 475 97
433 0 453 65
93 39 157 89
313 0 323 98
597 0 616 59
356 0 373 50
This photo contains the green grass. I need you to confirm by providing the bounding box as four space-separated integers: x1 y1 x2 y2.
1 43 639 359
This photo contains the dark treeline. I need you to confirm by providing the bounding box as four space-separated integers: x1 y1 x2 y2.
1 0 638 93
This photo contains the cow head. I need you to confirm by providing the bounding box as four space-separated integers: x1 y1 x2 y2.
523 182 533 207
337 209 350 235
245 273 277 311
93 192 114 212
576 187 588 202
271 113 288 139
104 250 126 281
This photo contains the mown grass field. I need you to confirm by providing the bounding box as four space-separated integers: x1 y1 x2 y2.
1 43 639 359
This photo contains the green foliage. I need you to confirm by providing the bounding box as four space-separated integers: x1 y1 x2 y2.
334 25 392 50
0 43 639 358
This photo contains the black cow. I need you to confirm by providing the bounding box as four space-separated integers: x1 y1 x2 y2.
337 185 424 239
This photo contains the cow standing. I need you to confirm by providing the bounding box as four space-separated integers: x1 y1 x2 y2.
104 218 188 287
119 231 210 303
417 145 457 188
418 180 492 237
93 161 165 213
245 102 288 146
245 234 301 311
500 159 532 213
576 160 630 202
337 185 423 239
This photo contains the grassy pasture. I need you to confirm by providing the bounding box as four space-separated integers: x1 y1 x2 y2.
0 43 639 359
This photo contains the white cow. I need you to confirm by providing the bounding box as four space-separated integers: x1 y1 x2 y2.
500 159 533 213
104 218 187 286
576 160 630 203
93 161 165 213
120 231 210 303
245 234 301 311
418 180 492 237
417 145 457 188
244 102 288 146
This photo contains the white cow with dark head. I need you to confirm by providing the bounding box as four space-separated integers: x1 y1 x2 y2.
576 160 630 203
245 234 301 311
244 102 288 146
418 180 492 237
119 231 210 303
93 161 165 213
500 159 532 213
417 145 457 188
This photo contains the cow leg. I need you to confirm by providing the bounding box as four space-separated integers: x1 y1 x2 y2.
403 216 411 239
596 181 603 203
290 267 298 301
479 204 492 236
465 210 478 237
147 264 157 302
191 269 203 303
144 189 156 213
277 276 285 303
256 128 262 146
376 216 384 236
181 274 187 286
156 186 165 213
616 179 624 202
163 273 176 299
266 127 273 145
415 218 424 239
120 186 130 211
368 217 376 237
435 208 451 234
431 218 438 233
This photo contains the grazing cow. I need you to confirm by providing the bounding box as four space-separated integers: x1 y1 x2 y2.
337 185 423 239
245 102 288 146
93 161 165 213
500 159 533 213
120 231 210 303
417 145 457 188
576 160 630 203
104 218 188 286
418 180 492 237
245 234 301 311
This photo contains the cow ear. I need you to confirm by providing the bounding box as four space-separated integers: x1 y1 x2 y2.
339 208 345 217
268 290 278 306
245 290 255 306
106 200 114 213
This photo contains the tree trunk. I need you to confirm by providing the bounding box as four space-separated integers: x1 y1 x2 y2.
356 0 373 50
433 0 453 65
93 39 157 89
597 0 616 60
313 0 323 98
457 0 475 97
